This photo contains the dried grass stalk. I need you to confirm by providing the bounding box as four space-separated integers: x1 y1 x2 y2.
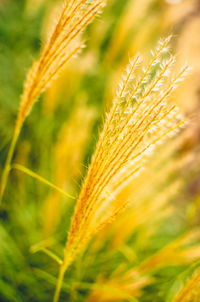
0 0 106 202
53 37 189 301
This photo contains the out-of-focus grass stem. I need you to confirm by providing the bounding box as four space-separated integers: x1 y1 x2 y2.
53 263 66 302
11 163 76 200
0 126 21 204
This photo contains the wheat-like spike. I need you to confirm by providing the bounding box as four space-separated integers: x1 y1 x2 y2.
83 64 187 209
106 38 171 128
98 138 190 245
71 66 187 238
51 38 189 301
17 0 106 127
0 0 106 203
90 37 173 180
93 54 142 169
57 39 189 284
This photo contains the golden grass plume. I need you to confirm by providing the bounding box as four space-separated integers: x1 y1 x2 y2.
0 0 106 201
64 36 188 267
17 0 105 128
52 36 190 302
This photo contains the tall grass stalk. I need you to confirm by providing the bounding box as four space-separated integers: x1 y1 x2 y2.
0 0 106 203
0 127 21 202
53 264 66 302
52 37 189 301
11 163 76 200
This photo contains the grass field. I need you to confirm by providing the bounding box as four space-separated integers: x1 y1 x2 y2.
0 0 200 301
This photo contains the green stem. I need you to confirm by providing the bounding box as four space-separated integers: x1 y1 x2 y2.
0 127 20 204
11 164 76 200
41 248 63 265
30 246 63 265
53 264 66 302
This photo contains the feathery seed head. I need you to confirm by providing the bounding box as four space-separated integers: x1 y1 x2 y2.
62 37 190 270
16 0 106 130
